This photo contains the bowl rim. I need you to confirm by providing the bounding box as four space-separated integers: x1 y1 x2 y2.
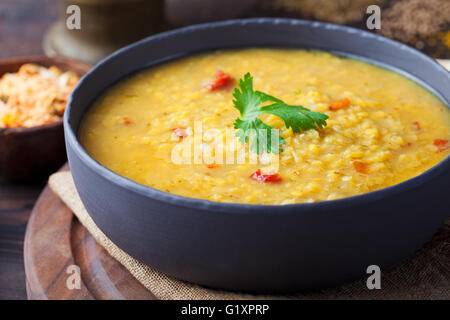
0 120 63 135
0 55 90 134
65 17 450 213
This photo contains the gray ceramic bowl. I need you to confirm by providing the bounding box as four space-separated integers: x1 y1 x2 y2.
65 18 450 293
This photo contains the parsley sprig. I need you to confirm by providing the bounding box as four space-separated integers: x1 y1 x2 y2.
232 73 328 154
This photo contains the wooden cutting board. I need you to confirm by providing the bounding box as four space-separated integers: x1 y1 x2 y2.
23 165 156 300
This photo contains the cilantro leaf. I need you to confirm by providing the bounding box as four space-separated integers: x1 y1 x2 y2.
232 73 328 154
234 117 285 154
260 103 328 132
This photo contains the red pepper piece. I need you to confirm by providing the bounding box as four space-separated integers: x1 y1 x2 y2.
206 70 232 91
172 127 188 138
433 139 449 152
250 169 282 183
122 117 134 125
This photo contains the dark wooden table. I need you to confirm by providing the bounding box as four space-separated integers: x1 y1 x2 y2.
0 180 44 299
0 0 58 300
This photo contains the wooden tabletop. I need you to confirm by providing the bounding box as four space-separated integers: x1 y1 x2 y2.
0 180 44 299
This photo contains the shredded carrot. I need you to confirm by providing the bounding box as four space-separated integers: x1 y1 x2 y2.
412 121 421 131
328 98 351 111
353 161 369 174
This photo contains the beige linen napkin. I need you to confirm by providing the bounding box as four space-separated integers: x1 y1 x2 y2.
48 171 450 300
437 59 450 70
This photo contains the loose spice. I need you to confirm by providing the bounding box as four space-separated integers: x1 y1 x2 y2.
380 0 450 41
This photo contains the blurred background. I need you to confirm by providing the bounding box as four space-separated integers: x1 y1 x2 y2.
0 0 449 64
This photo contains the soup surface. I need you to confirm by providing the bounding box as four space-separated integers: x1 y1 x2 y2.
79 49 450 204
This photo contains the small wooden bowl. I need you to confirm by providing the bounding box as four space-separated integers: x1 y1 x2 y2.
0 56 91 181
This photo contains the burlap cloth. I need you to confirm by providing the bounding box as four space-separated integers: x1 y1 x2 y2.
48 171 450 300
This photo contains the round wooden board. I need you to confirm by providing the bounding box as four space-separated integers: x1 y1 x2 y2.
24 165 156 300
